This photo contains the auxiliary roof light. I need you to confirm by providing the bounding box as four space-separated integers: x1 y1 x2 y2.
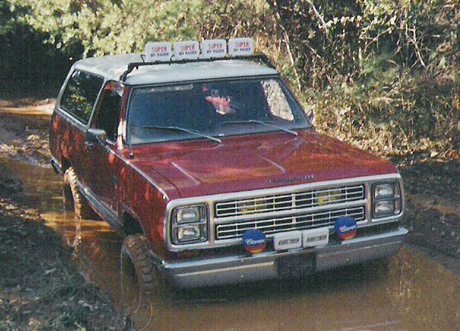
144 41 171 62
144 37 254 62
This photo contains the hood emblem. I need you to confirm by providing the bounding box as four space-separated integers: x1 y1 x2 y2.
268 175 314 184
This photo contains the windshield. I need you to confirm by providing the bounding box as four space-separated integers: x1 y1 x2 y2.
127 78 310 144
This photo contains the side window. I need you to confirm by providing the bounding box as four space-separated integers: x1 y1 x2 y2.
94 84 123 142
60 70 104 124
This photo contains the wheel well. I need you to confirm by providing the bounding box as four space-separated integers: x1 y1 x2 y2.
122 213 144 236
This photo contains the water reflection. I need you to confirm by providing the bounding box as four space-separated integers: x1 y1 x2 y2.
387 249 460 331
0 159 62 212
122 250 458 331
5 158 460 331
41 211 123 295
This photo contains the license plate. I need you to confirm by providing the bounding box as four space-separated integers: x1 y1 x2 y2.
276 253 316 278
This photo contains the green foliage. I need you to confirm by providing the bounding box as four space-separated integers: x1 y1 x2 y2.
0 0 75 98
13 0 271 57
0 1 22 35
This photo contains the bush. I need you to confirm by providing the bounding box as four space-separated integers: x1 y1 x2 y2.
266 0 460 159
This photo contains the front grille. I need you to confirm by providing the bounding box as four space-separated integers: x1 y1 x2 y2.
215 184 364 218
215 206 365 240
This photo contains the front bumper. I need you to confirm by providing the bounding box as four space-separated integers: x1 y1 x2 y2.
159 227 408 288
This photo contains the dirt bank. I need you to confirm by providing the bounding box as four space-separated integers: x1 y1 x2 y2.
0 198 131 330
0 99 458 329
0 101 132 330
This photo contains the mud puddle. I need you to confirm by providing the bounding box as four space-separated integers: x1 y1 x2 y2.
4 158 459 331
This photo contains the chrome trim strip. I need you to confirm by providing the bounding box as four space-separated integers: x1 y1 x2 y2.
175 262 274 278
340 228 407 244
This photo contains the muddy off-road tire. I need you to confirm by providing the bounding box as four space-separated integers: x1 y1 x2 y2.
121 235 161 295
63 167 96 219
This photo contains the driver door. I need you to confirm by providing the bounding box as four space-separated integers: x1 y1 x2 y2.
86 82 124 216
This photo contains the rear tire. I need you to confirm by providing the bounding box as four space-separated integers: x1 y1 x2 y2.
63 167 96 219
121 235 160 295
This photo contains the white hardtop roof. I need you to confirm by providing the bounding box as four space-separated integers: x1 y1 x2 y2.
72 53 278 85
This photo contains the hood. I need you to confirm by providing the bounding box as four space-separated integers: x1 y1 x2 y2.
130 130 398 199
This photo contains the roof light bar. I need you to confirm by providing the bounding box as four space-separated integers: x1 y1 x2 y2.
121 38 265 81
143 37 254 61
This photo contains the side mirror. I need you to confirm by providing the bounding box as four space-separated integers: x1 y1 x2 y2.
85 128 107 146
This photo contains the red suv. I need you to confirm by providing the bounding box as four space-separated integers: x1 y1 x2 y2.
49 39 407 291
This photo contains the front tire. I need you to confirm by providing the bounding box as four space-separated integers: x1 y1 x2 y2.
63 167 96 219
121 235 160 295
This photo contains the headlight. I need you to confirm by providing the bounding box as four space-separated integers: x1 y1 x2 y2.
374 200 395 214
176 206 203 223
171 205 207 244
372 182 402 219
176 225 202 242
374 183 395 198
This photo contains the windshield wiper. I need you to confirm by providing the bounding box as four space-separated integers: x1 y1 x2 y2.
143 125 221 144
222 120 298 137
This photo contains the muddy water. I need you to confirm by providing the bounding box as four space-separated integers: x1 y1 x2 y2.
5 158 460 331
